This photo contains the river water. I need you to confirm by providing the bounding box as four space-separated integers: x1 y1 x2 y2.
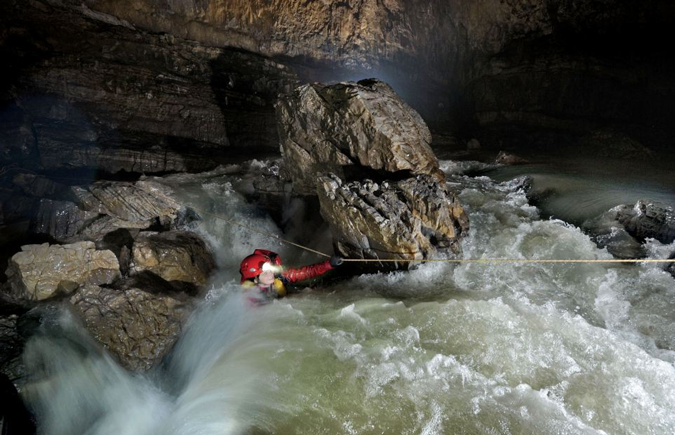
21 157 675 435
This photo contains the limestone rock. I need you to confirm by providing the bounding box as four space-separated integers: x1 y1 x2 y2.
616 200 675 244
31 199 100 242
317 174 469 263
2 1 297 174
70 282 190 371
277 79 442 195
5 242 120 301
88 180 181 223
131 231 215 286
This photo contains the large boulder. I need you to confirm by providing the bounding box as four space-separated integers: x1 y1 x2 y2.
70 278 191 371
615 200 675 244
276 79 442 195
318 174 469 263
87 180 181 224
5 242 120 301
131 231 215 286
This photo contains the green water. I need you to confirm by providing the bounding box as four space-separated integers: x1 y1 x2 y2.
21 160 675 435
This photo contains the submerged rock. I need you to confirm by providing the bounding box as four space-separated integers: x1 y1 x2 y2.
318 174 469 263
131 231 215 286
276 79 442 195
70 280 191 371
5 242 120 301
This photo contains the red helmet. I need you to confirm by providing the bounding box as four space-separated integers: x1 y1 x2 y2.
240 249 282 283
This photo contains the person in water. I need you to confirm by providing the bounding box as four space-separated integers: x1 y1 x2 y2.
239 249 343 303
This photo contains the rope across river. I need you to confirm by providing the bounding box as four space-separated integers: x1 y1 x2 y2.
3 167 673 265
193 206 675 265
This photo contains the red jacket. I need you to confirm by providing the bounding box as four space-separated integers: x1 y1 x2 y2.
281 259 334 284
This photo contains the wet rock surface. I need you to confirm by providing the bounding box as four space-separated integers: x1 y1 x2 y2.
318 174 468 262
70 280 192 371
6 242 120 301
0 313 25 382
277 79 441 195
616 201 675 245
131 231 216 286
585 200 675 261
3 174 194 245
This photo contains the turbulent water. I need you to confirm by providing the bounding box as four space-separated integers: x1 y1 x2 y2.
22 159 675 435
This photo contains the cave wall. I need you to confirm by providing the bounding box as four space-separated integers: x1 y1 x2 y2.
2 0 674 174
1 0 297 174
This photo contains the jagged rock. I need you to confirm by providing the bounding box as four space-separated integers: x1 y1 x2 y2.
615 200 675 244
317 174 469 263
73 215 148 243
276 79 442 195
88 180 181 223
583 210 645 260
31 199 100 241
70 280 192 371
70 186 110 214
5 242 120 301
131 231 215 286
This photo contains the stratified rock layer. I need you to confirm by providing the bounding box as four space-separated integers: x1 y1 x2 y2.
131 231 216 286
87 180 181 223
70 283 190 371
5 242 120 301
277 79 441 194
2 0 298 173
318 174 469 262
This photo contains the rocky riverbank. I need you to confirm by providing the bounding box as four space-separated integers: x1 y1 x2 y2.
0 172 217 378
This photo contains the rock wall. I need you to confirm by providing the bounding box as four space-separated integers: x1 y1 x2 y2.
2 0 675 171
1 0 298 173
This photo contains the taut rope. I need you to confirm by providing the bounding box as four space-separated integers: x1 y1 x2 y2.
4 168 674 265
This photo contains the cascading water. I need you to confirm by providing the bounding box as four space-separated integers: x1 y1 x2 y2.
21 159 675 435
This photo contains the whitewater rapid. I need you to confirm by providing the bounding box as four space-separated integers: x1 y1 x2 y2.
21 160 675 435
